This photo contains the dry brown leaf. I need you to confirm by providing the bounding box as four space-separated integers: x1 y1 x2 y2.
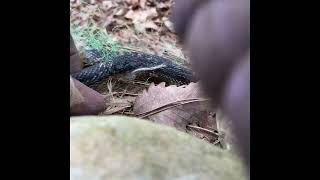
126 0 139 5
114 8 128 17
102 95 136 115
124 8 158 21
124 8 159 33
70 0 223 144
135 20 159 33
156 2 170 16
145 0 155 6
133 82 216 131
70 0 183 67
102 0 115 9
163 19 174 32
140 0 147 9
124 9 135 20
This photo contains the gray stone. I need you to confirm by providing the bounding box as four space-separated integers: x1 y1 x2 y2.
70 116 247 180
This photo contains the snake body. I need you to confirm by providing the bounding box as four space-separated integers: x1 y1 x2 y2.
71 49 196 89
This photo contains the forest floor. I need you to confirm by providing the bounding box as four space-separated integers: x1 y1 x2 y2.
70 0 227 148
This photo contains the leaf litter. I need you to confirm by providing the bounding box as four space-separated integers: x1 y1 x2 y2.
71 0 227 147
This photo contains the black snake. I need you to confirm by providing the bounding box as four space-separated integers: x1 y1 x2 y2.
71 49 196 89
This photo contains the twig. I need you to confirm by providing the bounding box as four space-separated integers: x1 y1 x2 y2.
106 102 132 106
187 125 220 137
132 81 151 86
137 98 209 118
102 105 132 115
111 92 140 96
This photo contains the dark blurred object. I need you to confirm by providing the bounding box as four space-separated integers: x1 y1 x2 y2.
171 0 205 41
70 34 106 116
70 78 106 116
70 34 82 73
172 0 250 168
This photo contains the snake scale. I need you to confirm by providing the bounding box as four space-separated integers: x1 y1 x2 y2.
71 49 196 89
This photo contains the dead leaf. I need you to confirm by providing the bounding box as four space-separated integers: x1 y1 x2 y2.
156 2 170 13
102 95 136 115
133 82 216 131
124 8 158 21
163 19 174 32
124 8 159 33
124 9 135 20
134 20 159 33
126 0 139 5
114 8 128 17
144 21 159 30
146 0 155 6
102 1 114 9
140 0 147 9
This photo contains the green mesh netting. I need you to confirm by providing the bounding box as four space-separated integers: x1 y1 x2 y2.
71 24 120 62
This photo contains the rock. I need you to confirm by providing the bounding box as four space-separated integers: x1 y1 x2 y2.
70 116 247 180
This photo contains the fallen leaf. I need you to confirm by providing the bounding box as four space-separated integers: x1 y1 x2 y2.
163 19 174 32
134 20 159 33
126 0 139 5
124 8 159 33
114 8 128 17
102 0 114 9
156 2 170 12
133 82 216 131
102 95 136 115
124 8 158 21
124 9 135 20
140 0 147 9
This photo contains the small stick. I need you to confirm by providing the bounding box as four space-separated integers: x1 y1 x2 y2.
132 81 151 86
137 98 209 118
187 125 220 137
111 92 140 96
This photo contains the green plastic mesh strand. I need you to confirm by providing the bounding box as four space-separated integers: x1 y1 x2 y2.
71 24 120 62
